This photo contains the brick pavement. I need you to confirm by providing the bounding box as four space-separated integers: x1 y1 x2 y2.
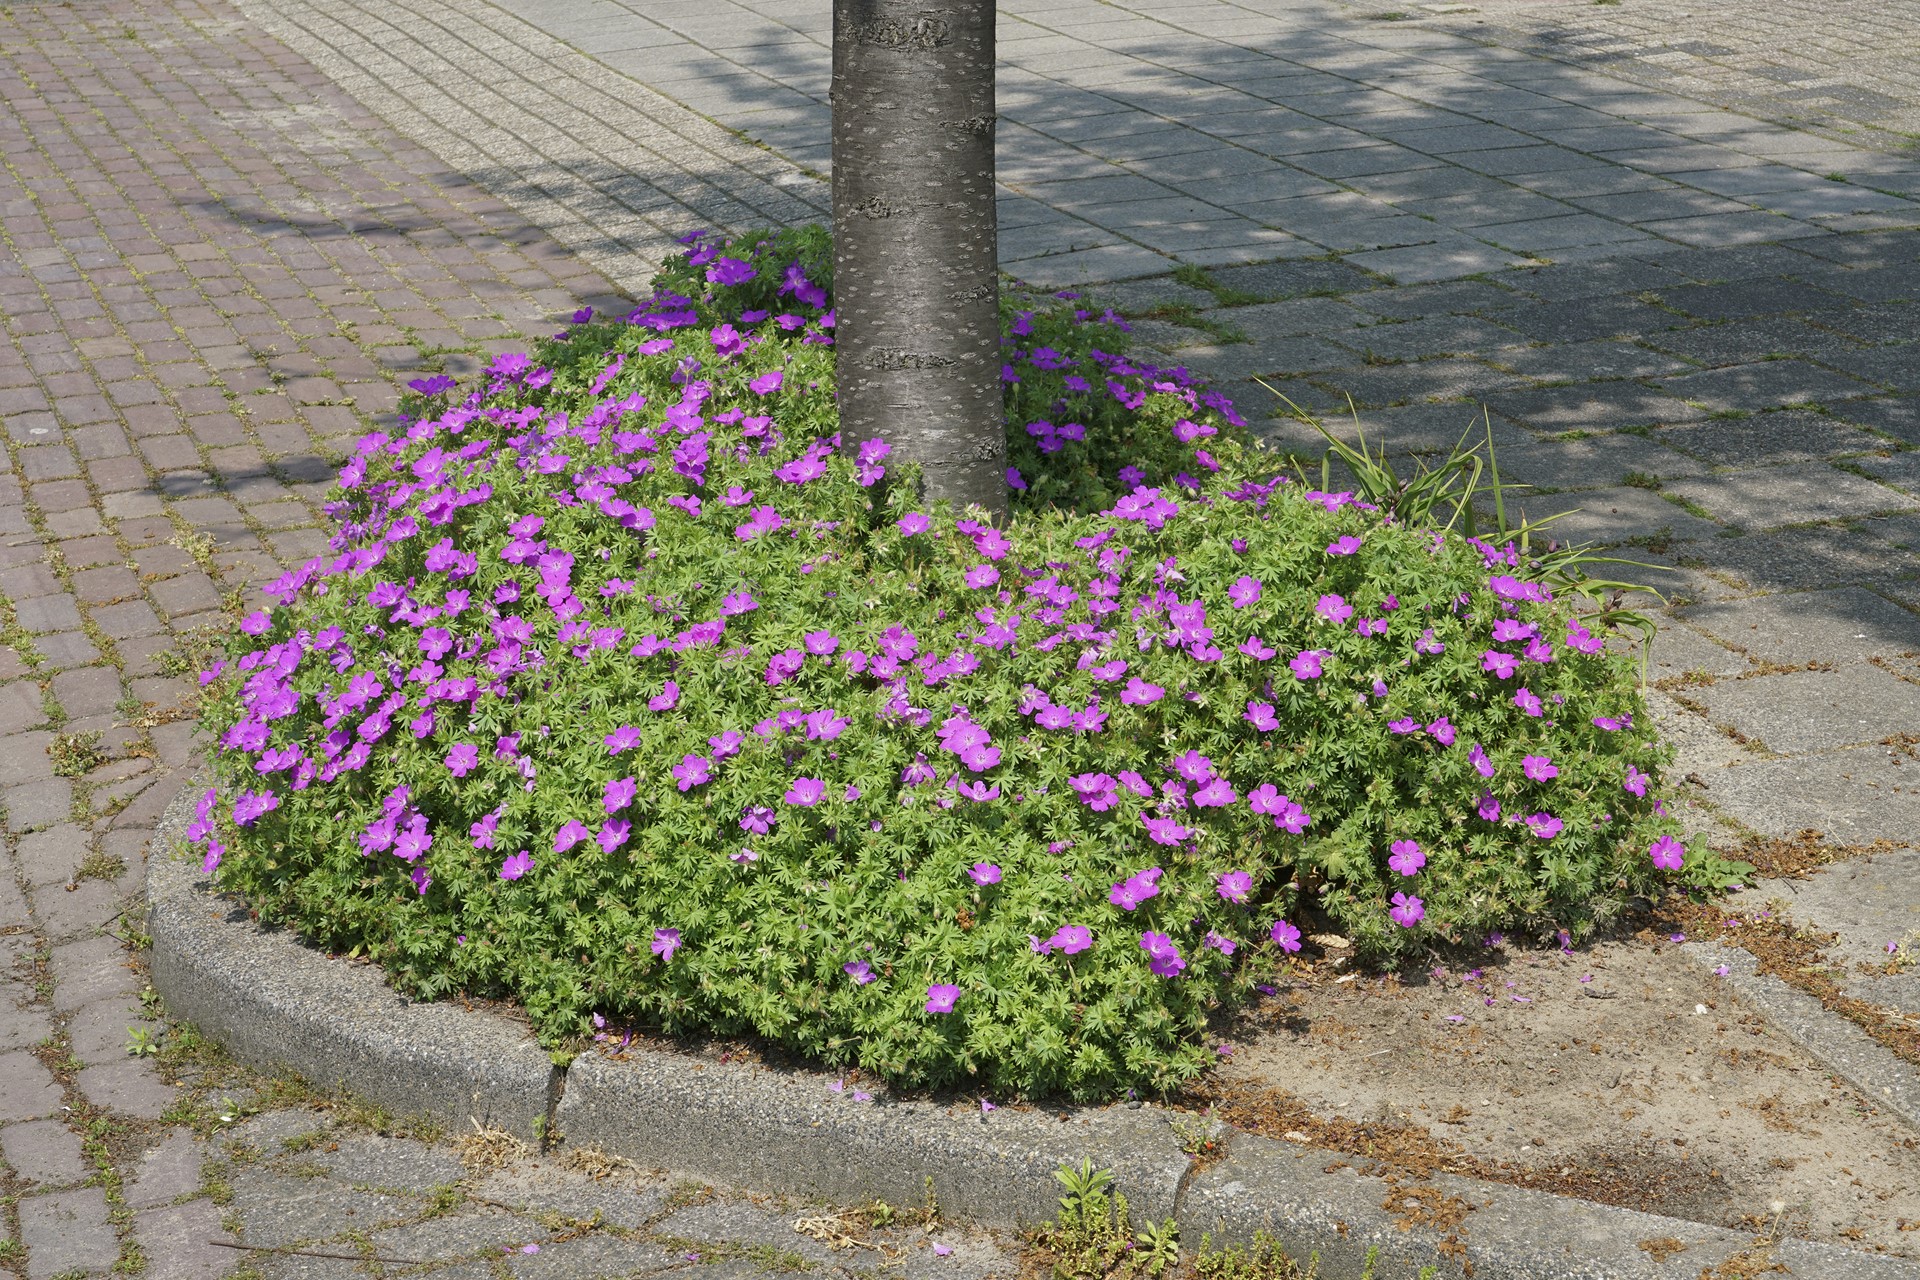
2 0 1919 1273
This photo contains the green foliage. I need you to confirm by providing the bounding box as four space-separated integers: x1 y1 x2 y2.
187 225 1730 1102
1036 1160 1180 1280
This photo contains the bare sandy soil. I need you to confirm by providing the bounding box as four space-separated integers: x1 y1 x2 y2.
1197 934 1920 1260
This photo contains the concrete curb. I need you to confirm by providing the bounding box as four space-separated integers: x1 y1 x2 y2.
147 786 1920 1279
1679 940 1920 1135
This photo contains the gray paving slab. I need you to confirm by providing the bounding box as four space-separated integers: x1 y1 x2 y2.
1491 429 1709 489
1657 359 1882 412
1656 409 1887 467
1664 462 1920 529
1678 586 1920 666
1501 483 1723 546
1701 743 1920 845
1687 663 1920 754
1486 380 1709 430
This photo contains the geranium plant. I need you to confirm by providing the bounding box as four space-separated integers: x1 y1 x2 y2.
186 227 1745 1100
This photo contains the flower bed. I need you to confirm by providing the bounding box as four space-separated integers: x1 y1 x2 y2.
188 226 1743 1100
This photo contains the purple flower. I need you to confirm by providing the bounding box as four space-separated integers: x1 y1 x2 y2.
671 754 712 791
1120 677 1164 706
445 742 479 778
1238 635 1276 661
1228 576 1263 609
604 776 638 813
1469 743 1495 778
652 927 682 961
1170 750 1214 784
1205 931 1237 956
1289 649 1327 680
1141 814 1190 846
649 681 680 712
963 564 1000 590
1390 892 1425 928
1648 834 1685 871
1326 535 1362 556
1513 686 1544 717
844 960 875 985
553 820 591 853
1108 868 1162 911
897 512 929 536
925 983 960 1014
1140 931 1185 978
1526 812 1563 840
1481 649 1519 679
1522 754 1557 782
1387 839 1425 876
500 850 534 881
1244 699 1279 731
719 590 758 616
1216 870 1252 903
969 863 1002 887
1006 466 1027 491
1624 765 1649 797
1477 791 1501 822
1415 628 1445 656
605 726 639 754
1049 925 1093 955
740 805 776 834
1315 594 1352 624
1193 778 1237 808
803 630 839 656
1069 772 1119 810
750 369 783 395
784 777 825 807
1427 716 1455 746
1270 919 1302 953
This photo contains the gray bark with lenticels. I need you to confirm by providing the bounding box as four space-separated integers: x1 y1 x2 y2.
831 0 1007 523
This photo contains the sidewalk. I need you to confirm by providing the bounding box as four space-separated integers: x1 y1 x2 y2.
1 0 1917 1275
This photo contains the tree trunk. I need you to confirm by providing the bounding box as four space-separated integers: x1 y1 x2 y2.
832 0 1006 522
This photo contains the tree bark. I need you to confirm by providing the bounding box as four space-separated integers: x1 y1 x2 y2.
832 0 1006 522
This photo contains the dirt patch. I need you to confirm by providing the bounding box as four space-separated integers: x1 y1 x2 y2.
1193 935 1920 1259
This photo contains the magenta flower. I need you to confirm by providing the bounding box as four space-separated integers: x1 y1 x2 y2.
1108 868 1162 910
1141 814 1191 846
1193 777 1237 808
1170 750 1214 784
1289 649 1327 680
1387 839 1426 876
1326 534 1362 556
445 742 479 778
1526 812 1563 840
964 564 1000 589
1228 576 1263 609
969 863 1002 887
1624 765 1649 797
1469 743 1495 778
803 630 839 656
1522 754 1558 782
652 928 681 961
925 984 960 1014
1390 892 1425 928
1069 772 1119 810
1477 791 1501 822
1049 925 1093 955
710 730 743 759
598 819 630 852
719 590 758 616
649 680 680 712
1140 931 1185 978
1216 870 1252 903
603 776 638 813
1238 635 1276 660
749 369 783 395
1648 834 1685 871
740 804 775 834
897 512 929 536
844 960 875 985
1269 919 1302 952
499 850 533 881
1120 677 1165 706
604 726 639 754
784 777 825 806
1244 699 1279 731
1481 650 1519 679
1315 594 1352 624
671 754 711 791
553 820 591 853
1427 716 1456 746
1513 686 1544 717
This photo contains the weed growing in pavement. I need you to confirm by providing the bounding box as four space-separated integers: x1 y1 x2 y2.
1032 1160 1180 1280
49 730 106 777
183 225 1744 1100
